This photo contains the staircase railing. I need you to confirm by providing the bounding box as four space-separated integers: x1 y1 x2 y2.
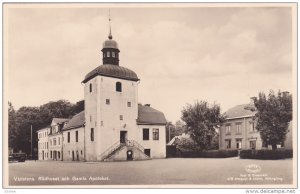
125 139 149 158
100 139 150 161
100 140 122 160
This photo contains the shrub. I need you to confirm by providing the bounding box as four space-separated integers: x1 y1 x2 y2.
240 149 293 160
179 149 238 158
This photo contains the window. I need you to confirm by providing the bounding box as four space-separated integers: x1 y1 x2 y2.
106 99 110 105
153 128 159 140
91 128 94 141
116 82 122 92
236 139 242 149
225 125 231 135
225 139 231 149
53 138 56 146
120 115 123 120
47 142 48 149
143 128 149 140
67 132 70 143
250 140 256 149
107 51 110 57
89 83 92 93
144 149 151 157
50 140 52 146
101 121 103 126
249 122 256 132
76 131 78 142
112 52 115 58
127 102 131 107
236 123 242 134
81 150 83 155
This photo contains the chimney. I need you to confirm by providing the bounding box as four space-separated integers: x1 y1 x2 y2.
145 104 151 107
250 97 257 105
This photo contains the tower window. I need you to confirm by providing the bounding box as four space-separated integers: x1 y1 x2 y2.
91 128 94 141
106 99 110 105
116 82 122 92
112 52 115 58
127 102 131 107
120 115 123 120
89 83 92 93
107 51 110 57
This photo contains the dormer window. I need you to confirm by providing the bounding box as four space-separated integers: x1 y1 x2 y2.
116 82 122 92
107 51 110 57
112 52 115 58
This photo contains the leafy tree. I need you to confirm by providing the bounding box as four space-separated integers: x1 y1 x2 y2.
14 106 41 154
39 100 74 127
71 100 84 114
181 101 225 151
254 90 292 150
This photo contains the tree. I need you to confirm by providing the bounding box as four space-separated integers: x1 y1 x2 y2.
254 90 292 150
39 100 74 127
181 101 225 151
71 100 84 115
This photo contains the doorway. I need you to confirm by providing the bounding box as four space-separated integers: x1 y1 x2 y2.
72 151 75 161
127 150 133 160
120 131 127 144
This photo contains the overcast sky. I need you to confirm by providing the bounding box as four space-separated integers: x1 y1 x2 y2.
5 4 295 123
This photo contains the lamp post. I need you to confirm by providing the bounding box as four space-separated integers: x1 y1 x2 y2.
31 125 33 159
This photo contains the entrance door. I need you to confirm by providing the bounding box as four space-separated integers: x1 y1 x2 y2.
127 150 133 160
72 151 75 161
120 131 127 143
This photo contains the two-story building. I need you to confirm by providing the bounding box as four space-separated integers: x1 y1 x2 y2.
219 97 292 150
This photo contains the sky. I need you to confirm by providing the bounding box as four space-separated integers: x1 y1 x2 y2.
4 4 295 123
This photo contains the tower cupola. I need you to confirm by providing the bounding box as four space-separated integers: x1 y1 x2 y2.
101 14 120 65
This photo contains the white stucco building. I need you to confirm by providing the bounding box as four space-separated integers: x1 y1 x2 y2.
37 24 167 162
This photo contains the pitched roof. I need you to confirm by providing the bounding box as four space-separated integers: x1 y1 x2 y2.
63 111 85 130
225 104 256 119
137 104 167 125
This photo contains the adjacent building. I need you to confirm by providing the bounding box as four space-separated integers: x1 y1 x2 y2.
219 98 292 150
37 126 50 160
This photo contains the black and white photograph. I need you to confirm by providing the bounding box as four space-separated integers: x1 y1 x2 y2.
2 2 297 189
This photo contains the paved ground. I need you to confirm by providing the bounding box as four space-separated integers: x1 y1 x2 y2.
8 157 293 186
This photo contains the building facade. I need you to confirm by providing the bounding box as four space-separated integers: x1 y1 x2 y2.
37 127 50 160
48 118 69 160
37 24 167 162
219 98 293 150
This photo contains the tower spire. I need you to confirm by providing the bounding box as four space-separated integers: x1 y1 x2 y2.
108 9 112 40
